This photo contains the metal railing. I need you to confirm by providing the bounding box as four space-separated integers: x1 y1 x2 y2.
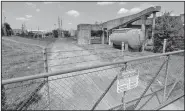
2 49 184 110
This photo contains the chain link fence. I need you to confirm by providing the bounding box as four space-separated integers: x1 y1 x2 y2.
2 41 184 110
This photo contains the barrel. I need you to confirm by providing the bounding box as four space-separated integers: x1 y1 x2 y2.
110 29 145 50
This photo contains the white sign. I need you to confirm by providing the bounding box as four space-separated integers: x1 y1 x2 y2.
117 69 139 93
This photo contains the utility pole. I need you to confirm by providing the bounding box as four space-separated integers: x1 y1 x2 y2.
61 17 64 37
22 24 24 33
3 15 7 36
58 16 61 38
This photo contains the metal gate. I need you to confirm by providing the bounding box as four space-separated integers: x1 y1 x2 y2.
2 50 184 110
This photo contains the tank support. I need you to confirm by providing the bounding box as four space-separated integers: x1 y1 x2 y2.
151 12 156 49
141 15 147 52
101 28 105 44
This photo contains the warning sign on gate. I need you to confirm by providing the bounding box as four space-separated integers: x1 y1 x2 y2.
117 69 139 93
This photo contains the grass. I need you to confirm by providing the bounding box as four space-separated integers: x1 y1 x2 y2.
3 36 56 48
2 36 56 110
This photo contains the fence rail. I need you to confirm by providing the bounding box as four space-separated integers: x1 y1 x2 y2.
2 50 183 85
2 47 184 110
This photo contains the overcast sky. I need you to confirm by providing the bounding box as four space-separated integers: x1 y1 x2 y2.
2 2 184 31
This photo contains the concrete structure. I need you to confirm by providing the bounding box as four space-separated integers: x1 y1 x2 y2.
29 30 47 38
69 29 77 37
12 29 22 35
77 6 161 45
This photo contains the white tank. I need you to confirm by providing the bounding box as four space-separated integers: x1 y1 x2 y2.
110 29 145 50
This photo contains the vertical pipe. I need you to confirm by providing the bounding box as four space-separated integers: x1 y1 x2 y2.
107 30 109 44
120 63 127 110
151 12 156 50
163 55 169 102
3 16 7 36
102 28 105 44
109 31 111 45
43 48 50 110
122 42 124 56
121 91 126 110
141 15 146 52
125 44 128 51
102 29 105 44
163 39 167 53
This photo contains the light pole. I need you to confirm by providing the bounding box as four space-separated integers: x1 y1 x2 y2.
3 15 7 36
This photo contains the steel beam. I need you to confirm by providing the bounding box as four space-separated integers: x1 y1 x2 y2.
108 82 174 110
153 93 184 110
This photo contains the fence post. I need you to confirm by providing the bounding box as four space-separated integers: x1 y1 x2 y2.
121 42 124 56
120 63 127 110
102 28 105 44
43 48 50 110
163 39 167 53
163 55 170 102
43 48 49 73
121 91 126 110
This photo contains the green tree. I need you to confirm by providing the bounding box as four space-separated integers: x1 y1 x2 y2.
1 26 4 36
63 30 70 37
52 30 58 38
3 22 13 36
28 31 34 37
150 12 184 52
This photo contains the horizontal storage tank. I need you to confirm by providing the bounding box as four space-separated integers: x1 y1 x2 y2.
110 29 145 50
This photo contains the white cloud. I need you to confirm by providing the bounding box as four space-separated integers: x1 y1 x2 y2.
117 3 155 15
16 17 29 21
25 15 32 18
68 23 72 25
130 8 141 13
36 9 40 12
118 8 129 14
97 2 115 6
25 2 36 9
66 10 80 17
119 2 127 5
117 7 141 15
